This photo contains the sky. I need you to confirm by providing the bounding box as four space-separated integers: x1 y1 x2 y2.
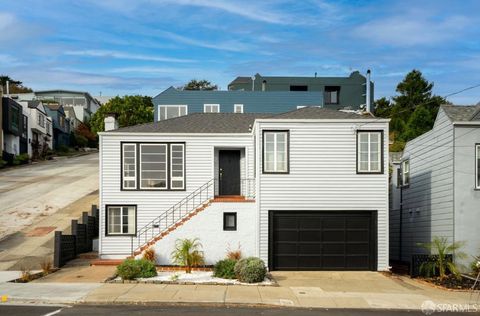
1 0 479 104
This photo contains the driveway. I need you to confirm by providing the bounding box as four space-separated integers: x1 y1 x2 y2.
0 153 98 240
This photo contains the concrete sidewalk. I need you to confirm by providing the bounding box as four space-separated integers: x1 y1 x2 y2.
0 272 478 310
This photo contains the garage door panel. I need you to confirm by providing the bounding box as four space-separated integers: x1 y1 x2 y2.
299 230 322 241
346 230 369 242
298 243 321 254
271 211 376 271
322 230 345 242
276 230 298 241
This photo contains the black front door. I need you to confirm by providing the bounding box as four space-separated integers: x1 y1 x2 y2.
219 150 240 195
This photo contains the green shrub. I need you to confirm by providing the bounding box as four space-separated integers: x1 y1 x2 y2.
0 160 7 168
234 257 266 283
213 259 237 279
13 153 29 165
116 259 157 280
58 145 70 153
75 134 88 148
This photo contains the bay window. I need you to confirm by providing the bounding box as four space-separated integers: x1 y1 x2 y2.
357 131 383 173
263 131 289 173
106 205 136 235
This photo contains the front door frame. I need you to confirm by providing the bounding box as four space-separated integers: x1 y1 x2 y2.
218 149 241 196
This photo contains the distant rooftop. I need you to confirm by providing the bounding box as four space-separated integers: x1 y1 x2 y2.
442 104 480 122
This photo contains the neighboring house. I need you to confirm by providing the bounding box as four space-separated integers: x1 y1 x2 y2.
31 90 100 123
228 71 374 111
98 107 390 271
153 87 324 121
0 96 3 154
93 95 114 105
19 100 51 157
46 117 53 149
2 97 24 161
44 103 70 150
390 105 480 269
63 106 82 131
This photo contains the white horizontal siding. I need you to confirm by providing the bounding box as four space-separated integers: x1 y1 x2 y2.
400 108 454 262
256 121 390 271
99 134 254 257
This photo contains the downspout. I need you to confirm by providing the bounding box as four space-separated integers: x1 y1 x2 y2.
399 185 403 261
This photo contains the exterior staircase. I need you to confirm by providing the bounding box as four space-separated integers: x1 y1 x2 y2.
129 179 215 257
128 178 256 258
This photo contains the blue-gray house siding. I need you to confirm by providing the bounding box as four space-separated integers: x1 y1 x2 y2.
152 87 324 122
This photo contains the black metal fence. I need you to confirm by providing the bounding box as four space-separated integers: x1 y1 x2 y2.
54 205 99 268
411 254 453 277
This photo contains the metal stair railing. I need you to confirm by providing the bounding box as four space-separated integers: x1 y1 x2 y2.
130 178 215 255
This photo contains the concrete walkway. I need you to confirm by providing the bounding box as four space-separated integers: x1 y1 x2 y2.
0 272 478 310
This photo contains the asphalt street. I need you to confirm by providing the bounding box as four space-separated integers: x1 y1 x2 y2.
0 304 474 316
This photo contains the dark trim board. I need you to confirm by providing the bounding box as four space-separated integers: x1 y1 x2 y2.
104 204 138 237
261 129 290 174
356 130 385 175
120 141 186 191
268 210 378 271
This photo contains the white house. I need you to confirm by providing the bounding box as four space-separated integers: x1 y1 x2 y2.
98 107 390 271
19 100 51 157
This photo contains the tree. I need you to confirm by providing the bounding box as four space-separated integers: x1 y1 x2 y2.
0 75 33 93
377 70 449 151
373 97 392 118
90 95 154 134
179 79 218 91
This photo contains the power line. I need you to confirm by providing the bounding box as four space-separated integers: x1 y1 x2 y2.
444 83 480 98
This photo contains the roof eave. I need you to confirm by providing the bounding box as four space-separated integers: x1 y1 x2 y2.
254 118 390 123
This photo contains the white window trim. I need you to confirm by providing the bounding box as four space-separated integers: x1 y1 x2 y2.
158 105 188 121
263 131 289 173
106 205 136 236
234 104 244 113
139 143 168 190
204 104 220 113
122 143 137 190
476 144 480 189
401 159 410 186
170 143 185 190
357 131 382 173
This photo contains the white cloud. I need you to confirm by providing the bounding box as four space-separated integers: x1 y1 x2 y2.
156 30 251 52
354 13 471 46
64 50 195 63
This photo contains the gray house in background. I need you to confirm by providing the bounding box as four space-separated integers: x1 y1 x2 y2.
153 87 324 122
228 71 373 111
390 104 480 269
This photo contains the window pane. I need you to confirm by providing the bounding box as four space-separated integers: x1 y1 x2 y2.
140 145 167 189
170 144 184 189
122 144 136 189
108 207 121 234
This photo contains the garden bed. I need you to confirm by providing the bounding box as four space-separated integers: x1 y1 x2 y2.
418 274 479 291
109 270 276 286
9 269 59 283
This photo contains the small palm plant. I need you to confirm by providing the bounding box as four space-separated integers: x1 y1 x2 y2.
418 236 466 280
171 238 204 273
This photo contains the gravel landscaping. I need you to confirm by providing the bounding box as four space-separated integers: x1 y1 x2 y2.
110 271 276 286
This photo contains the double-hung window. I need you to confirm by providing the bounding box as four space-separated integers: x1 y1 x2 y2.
106 205 136 235
357 131 383 173
122 144 137 189
170 144 185 189
263 131 289 173
234 104 244 113
476 144 480 189
159 105 187 120
140 144 167 189
204 104 220 113
121 143 185 190
401 159 410 186
38 113 45 127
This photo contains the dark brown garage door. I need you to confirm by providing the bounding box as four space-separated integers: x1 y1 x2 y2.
269 211 376 271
